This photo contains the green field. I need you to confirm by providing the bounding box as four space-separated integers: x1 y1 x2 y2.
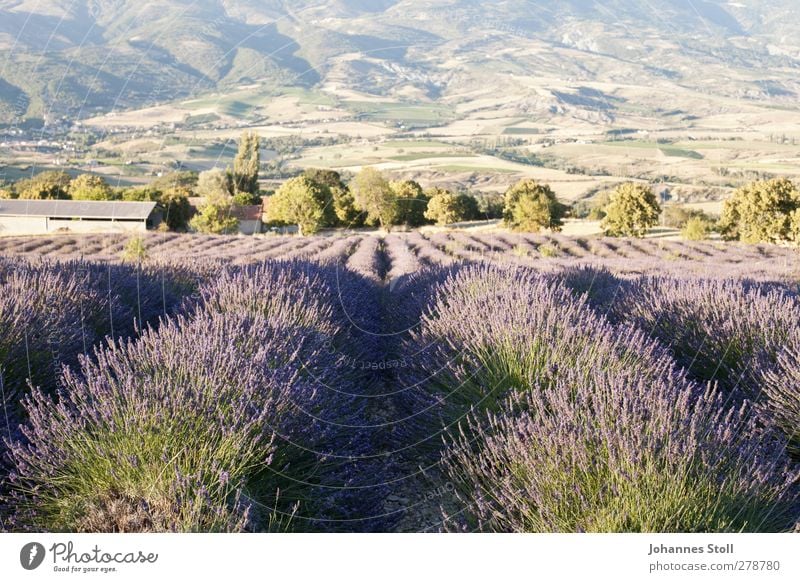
346 101 455 126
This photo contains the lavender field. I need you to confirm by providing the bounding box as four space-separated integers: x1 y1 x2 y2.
0 233 799 532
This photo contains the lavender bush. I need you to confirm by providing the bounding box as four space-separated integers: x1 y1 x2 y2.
7 313 303 531
0 259 202 413
441 365 800 532
761 342 800 456
611 275 800 399
408 264 677 419
5 305 376 532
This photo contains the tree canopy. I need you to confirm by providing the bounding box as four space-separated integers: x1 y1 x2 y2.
503 179 566 232
15 171 72 200
232 131 260 196
392 180 429 227
267 176 331 235
424 188 462 226
69 174 115 201
719 178 800 244
601 182 661 238
350 168 397 228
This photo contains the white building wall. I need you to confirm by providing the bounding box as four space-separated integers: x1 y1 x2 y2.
238 219 262 235
0 217 147 236
0 216 48 235
47 219 147 234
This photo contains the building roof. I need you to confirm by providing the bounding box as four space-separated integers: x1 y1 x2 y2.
231 204 263 221
0 199 157 220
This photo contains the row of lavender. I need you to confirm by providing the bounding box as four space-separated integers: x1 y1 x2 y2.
2 233 798 286
376 263 800 532
2 248 799 531
1 256 396 532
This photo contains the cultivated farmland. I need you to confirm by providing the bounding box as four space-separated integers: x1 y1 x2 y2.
0 233 798 532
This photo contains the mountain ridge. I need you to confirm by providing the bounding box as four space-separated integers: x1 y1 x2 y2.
1 0 799 125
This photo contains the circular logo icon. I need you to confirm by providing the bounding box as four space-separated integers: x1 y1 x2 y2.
20 542 46 570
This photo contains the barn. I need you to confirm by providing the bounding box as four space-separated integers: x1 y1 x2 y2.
231 204 264 235
0 200 157 236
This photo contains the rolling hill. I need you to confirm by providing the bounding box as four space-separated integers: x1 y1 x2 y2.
1 0 800 126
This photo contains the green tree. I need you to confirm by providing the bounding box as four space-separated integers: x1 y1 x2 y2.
189 195 239 234
392 180 429 227
232 131 260 196
301 168 342 226
69 174 115 201
159 189 193 231
232 191 263 206
477 192 504 220
350 167 398 228
0 187 12 199
601 182 661 238
122 185 193 231
196 168 232 200
718 178 800 244
424 188 462 226
664 205 705 229
790 209 800 245
455 193 480 221
332 188 363 227
150 171 198 194
503 179 566 232
266 176 329 235
15 171 71 200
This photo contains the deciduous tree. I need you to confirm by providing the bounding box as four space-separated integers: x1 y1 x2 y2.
503 179 566 232
601 182 661 238
350 168 397 229
719 178 800 244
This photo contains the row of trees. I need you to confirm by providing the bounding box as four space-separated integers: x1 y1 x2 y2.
266 167 491 234
588 178 800 244
2 128 798 244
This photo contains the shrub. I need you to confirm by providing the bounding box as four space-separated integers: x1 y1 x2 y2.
601 182 661 237
15 171 71 200
557 264 625 314
0 260 201 412
681 216 713 240
350 168 397 228
195 262 339 339
761 342 800 456
408 264 678 424
190 196 239 234
121 236 148 262
538 243 559 258
122 185 192 231
392 180 430 227
719 178 800 244
503 179 566 232
442 366 799 532
664 205 706 229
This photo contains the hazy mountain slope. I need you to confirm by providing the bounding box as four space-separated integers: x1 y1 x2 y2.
0 0 798 125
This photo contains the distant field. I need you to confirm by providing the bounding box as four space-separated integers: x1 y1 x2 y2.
0 231 796 283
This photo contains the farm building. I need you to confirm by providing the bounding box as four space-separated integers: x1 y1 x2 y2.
231 204 264 235
0 199 157 236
